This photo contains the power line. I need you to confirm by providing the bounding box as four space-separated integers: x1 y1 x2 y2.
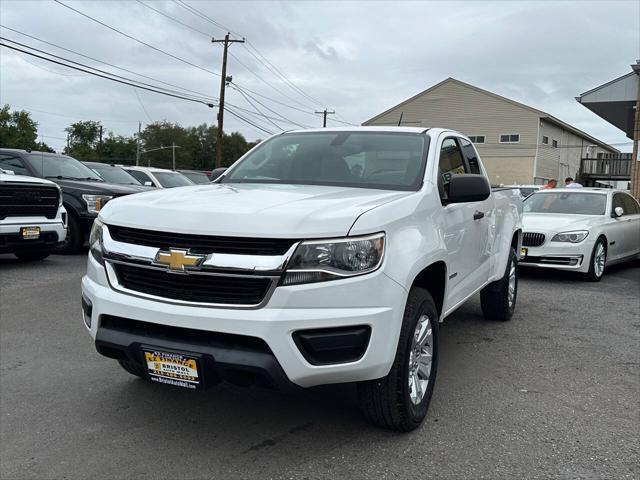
0 25 218 101
172 0 241 37
53 0 221 77
7 104 140 124
7 48 85 77
132 87 153 123
134 0 213 38
229 84 311 128
224 106 274 135
2 36 214 104
0 42 216 107
232 85 284 131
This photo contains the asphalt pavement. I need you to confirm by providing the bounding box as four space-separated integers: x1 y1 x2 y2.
1 253 638 479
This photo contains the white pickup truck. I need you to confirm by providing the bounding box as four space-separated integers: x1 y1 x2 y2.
0 170 67 261
82 127 522 431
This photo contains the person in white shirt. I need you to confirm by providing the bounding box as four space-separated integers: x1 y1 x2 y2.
565 177 583 188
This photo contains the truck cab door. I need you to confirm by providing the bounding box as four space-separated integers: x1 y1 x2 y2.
437 136 492 309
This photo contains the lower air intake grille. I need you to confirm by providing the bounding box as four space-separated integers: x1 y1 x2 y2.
522 232 545 247
113 264 272 306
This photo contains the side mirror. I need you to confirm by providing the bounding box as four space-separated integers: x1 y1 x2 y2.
209 167 227 182
613 206 624 218
144 181 153 187
445 174 491 204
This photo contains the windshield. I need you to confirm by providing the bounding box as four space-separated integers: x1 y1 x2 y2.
89 165 142 185
222 131 428 191
180 171 210 184
153 171 194 188
524 192 607 215
25 154 103 181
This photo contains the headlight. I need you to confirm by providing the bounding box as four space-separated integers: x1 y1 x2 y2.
56 185 63 207
282 233 385 286
551 230 589 243
82 194 113 214
89 219 104 265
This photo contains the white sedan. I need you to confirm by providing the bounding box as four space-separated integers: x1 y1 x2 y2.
521 188 640 281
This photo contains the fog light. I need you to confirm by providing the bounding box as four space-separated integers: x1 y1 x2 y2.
81 295 92 328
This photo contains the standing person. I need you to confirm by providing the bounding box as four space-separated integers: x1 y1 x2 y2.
565 177 583 188
542 179 557 189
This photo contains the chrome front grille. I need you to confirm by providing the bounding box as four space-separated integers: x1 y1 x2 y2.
522 232 545 247
101 224 297 308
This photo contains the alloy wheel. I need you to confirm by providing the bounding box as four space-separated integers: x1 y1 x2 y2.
408 314 433 405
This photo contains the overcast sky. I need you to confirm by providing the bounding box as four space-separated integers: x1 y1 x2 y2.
1 0 638 153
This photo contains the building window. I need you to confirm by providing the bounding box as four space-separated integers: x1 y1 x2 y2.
552 139 558 148
542 136 549 144
468 135 485 144
499 134 520 143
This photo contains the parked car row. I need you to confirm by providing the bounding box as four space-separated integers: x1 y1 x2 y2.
0 148 216 258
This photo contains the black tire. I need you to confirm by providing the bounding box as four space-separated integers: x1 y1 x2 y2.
56 212 83 254
584 238 606 282
481 248 518 321
357 287 439 432
117 359 147 379
14 250 51 262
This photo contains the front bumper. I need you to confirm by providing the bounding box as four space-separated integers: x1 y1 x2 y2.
0 216 66 254
81 254 407 388
520 239 593 272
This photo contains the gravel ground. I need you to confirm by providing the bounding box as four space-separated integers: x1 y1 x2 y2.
1 253 638 479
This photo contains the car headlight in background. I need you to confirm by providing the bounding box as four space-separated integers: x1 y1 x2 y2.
282 233 385 286
551 230 589 243
89 219 105 265
82 194 113 214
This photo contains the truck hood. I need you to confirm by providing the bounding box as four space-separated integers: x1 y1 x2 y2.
53 179 147 196
100 183 412 238
523 213 604 233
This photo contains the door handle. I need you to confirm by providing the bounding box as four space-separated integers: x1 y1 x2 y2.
473 211 485 221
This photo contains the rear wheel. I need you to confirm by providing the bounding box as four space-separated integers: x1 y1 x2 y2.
14 250 50 262
585 238 606 282
357 287 439 431
481 248 518 321
117 359 146 379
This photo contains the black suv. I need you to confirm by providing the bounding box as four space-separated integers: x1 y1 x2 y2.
0 149 145 253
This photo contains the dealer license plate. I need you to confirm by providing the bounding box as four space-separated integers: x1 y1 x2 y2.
520 247 528 258
143 349 201 389
21 226 40 240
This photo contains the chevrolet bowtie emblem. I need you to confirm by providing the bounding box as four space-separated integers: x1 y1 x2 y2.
154 249 205 272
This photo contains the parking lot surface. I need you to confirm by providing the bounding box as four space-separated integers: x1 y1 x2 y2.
1 254 638 479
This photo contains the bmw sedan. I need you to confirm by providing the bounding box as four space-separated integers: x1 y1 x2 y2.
521 188 640 281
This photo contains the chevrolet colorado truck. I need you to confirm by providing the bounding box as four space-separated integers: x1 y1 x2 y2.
82 127 523 431
0 170 67 261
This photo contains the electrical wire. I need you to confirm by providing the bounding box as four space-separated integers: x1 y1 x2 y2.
172 0 241 37
134 0 213 38
53 0 221 77
7 48 85 77
229 83 311 128
0 42 215 106
224 106 274 135
133 87 153 123
0 25 218 101
232 86 283 131
2 37 214 103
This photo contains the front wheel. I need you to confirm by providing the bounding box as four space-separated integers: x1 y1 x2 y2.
357 287 439 432
585 238 606 282
480 248 518 321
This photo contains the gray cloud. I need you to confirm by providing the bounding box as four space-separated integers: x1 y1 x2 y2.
0 0 637 153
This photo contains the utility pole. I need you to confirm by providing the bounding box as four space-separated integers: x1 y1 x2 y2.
98 125 103 161
315 108 335 128
135 122 141 166
172 142 176 170
212 33 245 169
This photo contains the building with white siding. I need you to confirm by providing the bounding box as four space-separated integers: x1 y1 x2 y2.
363 78 618 185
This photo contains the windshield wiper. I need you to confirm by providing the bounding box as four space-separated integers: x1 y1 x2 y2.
45 175 85 181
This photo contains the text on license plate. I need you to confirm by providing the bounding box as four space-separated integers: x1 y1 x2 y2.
144 350 200 389
21 226 40 240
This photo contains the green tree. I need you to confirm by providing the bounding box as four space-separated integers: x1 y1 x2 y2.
101 134 137 165
64 120 102 159
0 104 54 152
